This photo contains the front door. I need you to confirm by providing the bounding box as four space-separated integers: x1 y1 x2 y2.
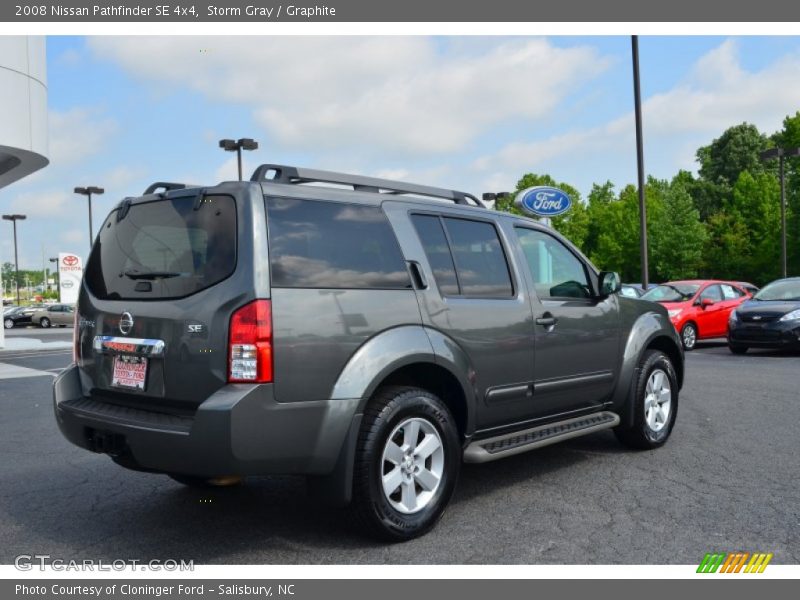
513 226 621 419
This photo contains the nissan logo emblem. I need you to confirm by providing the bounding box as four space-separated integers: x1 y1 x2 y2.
119 312 134 335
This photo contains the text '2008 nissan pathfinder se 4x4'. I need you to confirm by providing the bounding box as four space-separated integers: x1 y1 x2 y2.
54 164 684 540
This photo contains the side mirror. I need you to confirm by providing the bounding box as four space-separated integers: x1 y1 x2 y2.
701 298 715 308
598 271 622 297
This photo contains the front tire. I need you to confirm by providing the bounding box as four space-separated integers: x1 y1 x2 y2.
680 322 697 351
39 317 51 328
615 350 679 450
350 386 461 541
4 319 13 329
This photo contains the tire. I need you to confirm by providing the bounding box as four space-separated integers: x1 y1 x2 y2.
39 317 51 328
680 322 697 351
4 319 13 329
168 474 242 488
614 350 679 450
728 344 748 355
350 386 461 541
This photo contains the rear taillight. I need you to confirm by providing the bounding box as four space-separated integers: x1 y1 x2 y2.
228 300 273 383
73 310 80 363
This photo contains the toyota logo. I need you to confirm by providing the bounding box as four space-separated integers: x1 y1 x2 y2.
62 255 79 267
119 312 134 335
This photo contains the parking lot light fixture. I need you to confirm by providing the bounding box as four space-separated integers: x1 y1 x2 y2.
74 186 104 249
760 146 800 278
219 138 259 181
2 214 27 305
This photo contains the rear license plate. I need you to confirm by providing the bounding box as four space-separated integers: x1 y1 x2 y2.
112 355 148 390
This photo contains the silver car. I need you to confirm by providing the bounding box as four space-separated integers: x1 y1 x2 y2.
32 304 74 328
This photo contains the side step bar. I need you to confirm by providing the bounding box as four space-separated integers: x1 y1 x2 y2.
463 412 620 463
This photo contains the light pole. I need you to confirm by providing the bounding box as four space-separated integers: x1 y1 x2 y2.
49 257 58 296
219 138 259 181
631 35 649 288
74 186 104 249
2 214 26 305
760 146 800 278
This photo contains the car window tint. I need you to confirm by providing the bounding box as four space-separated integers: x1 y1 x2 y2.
410 214 459 296
515 227 591 299
700 285 723 302
441 217 513 298
85 194 237 300
266 198 410 289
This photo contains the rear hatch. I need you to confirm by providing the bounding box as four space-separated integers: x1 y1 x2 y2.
76 186 258 414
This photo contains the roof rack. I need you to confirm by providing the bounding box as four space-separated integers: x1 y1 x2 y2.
250 163 485 208
143 182 199 195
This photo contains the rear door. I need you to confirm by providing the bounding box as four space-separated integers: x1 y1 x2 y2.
78 191 244 412
388 205 537 431
512 226 620 418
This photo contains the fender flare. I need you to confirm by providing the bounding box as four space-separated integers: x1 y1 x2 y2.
613 310 683 427
330 325 477 434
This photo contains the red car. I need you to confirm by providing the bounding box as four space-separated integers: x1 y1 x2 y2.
641 280 751 350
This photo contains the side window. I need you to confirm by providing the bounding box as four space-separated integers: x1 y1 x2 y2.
700 285 723 302
721 284 742 299
409 215 459 296
514 227 592 299
442 217 514 298
266 198 411 289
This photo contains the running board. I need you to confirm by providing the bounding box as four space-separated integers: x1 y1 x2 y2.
463 412 620 463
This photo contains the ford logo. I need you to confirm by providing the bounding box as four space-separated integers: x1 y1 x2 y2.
515 186 572 218
119 312 134 335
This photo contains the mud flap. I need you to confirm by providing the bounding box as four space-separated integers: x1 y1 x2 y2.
306 413 362 507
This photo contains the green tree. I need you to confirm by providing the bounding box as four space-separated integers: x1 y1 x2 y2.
650 183 707 280
697 122 772 188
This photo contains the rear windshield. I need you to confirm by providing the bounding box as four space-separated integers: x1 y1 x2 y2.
85 195 237 300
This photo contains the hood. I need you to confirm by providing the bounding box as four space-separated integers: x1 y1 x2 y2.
735 299 800 320
659 300 690 311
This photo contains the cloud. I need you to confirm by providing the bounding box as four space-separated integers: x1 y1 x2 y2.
49 107 118 167
60 229 85 244
9 189 71 218
472 39 800 192
89 36 609 156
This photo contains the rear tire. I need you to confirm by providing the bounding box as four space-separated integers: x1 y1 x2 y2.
680 322 697 351
728 344 748 355
615 350 679 450
350 386 461 541
39 317 51 328
3 319 13 329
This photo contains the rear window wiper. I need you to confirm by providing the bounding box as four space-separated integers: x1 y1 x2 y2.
122 269 183 280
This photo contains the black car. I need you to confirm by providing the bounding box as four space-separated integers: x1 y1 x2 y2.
728 277 800 353
3 306 37 329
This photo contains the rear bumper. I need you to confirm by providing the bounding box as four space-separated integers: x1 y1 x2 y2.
53 364 360 477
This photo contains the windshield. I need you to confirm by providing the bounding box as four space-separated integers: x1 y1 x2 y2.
753 279 800 301
85 194 237 300
641 283 700 303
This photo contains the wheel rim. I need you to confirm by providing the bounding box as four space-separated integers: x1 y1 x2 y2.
682 325 696 348
41 319 49 328
4 320 12 329
381 416 445 514
644 368 672 433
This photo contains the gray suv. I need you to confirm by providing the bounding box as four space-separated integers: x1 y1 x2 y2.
54 164 684 540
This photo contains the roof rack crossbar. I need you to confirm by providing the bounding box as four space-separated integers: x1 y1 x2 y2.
143 182 197 195
251 164 484 207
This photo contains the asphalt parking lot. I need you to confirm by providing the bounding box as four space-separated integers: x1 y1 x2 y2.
0 332 797 565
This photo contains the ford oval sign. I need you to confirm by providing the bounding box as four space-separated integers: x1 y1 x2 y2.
515 186 572 218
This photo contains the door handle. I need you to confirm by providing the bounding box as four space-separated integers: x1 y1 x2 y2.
407 260 428 290
536 314 558 328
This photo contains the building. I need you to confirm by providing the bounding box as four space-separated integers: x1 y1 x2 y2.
1 36 49 348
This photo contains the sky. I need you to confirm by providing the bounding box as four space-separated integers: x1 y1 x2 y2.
2 35 800 271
